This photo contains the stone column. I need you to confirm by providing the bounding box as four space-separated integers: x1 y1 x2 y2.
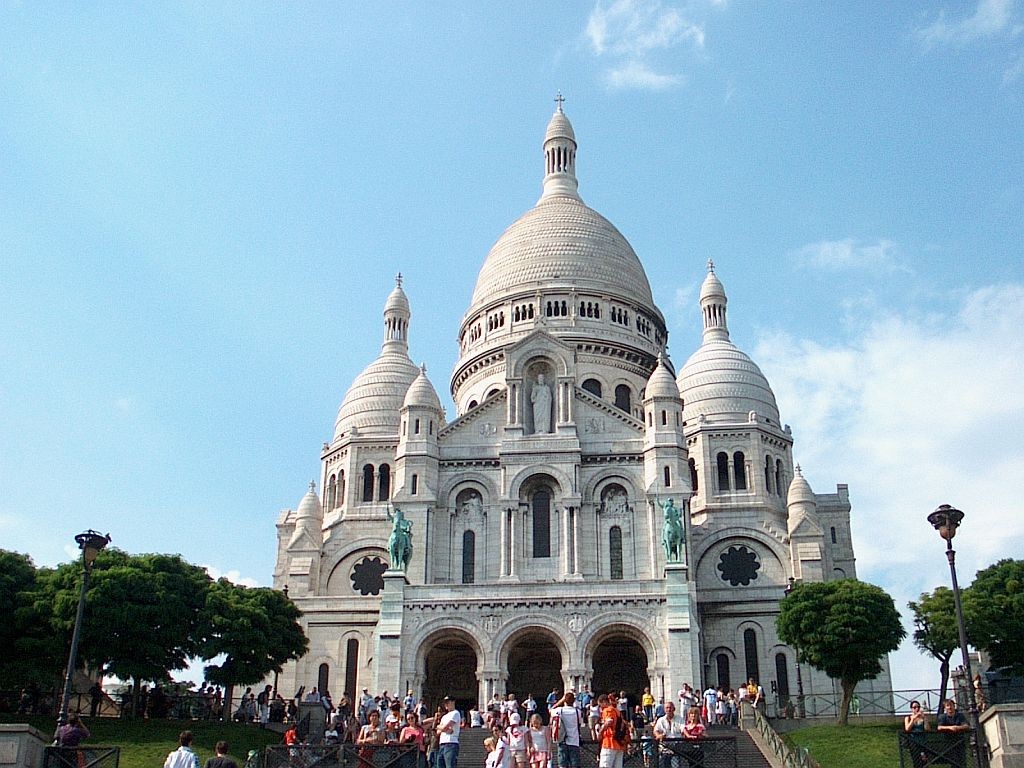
374 570 408 696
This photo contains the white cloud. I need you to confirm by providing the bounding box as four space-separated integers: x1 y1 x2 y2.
790 238 901 271
203 564 263 588
756 283 1024 688
917 0 1016 47
607 60 682 89
585 0 708 91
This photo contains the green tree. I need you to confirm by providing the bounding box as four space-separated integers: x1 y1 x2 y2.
0 551 64 688
777 579 905 725
201 578 308 718
48 549 212 706
908 587 959 714
964 558 1024 674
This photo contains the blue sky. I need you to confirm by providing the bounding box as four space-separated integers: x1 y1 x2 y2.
2 1 1022 691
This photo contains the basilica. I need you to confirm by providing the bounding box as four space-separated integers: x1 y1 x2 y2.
272 103 891 713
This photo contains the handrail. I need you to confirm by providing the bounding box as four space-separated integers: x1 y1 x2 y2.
750 705 821 768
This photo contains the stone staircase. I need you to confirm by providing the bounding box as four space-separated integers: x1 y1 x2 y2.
457 727 490 768
707 725 773 767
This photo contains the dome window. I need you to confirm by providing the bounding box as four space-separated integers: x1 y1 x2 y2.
716 453 730 492
414 418 420 435
582 378 602 398
327 474 337 510
775 460 784 498
733 452 747 491
764 456 774 495
689 458 699 493
663 466 671 487
378 464 391 501
362 464 374 502
411 474 418 495
830 526 837 544
614 385 631 413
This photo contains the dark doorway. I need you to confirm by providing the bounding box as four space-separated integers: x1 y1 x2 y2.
506 632 563 722
591 635 649 710
423 636 478 713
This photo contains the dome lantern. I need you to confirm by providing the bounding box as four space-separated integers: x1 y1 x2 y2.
540 92 580 201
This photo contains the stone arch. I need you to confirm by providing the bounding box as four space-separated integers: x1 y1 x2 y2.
584 621 654 703
494 617 572 672
499 624 568 708
416 625 485 712
322 539 390 595
693 529 789 590
579 616 664 670
707 645 737 690
438 472 499 508
582 471 640 505
508 346 572 380
507 466 573 500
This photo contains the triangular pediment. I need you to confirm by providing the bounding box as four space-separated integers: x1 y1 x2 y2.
438 390 507 447
574 386 644 440
505 329 576 378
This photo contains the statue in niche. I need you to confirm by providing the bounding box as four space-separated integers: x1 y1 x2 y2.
531 372 553 434
387 505 413 572
603 487 628 516
459 492 483 516
657 496 685 563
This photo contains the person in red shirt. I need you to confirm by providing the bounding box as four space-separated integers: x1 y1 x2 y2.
599 693 628 768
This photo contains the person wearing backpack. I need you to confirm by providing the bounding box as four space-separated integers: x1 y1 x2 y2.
598 693 629 768
549 692 581 768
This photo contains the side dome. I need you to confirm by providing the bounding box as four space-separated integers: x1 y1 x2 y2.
335 352 420 439
787 466 815 506
403 365 443 412
645 355 679 399
677 262 781 425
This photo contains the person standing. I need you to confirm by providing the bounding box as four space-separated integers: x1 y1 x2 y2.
652 703 685 768
164 732 200 768
55 715 90 747
436 696 462 768
204 742 238 768
641 689 655 722
598 694 628 768
549 692 581 768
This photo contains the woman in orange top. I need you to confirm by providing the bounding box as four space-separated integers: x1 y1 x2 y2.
599 694 628 768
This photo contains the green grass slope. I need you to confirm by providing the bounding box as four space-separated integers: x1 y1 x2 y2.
785 720 902 768
0 716 282 768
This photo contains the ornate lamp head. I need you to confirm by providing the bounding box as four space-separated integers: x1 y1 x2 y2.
927 504 964 542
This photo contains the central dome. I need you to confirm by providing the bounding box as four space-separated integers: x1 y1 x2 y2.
469 194 656 311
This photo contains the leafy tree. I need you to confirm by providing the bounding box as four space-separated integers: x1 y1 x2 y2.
909 587 959 714
0 551 64 688
48 549 212 704
201 578 308 718
777 579 905 725
964 558 1024 674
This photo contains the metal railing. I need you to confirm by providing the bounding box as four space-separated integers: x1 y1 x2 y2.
749 705 820 768
897 732 983 768
578 735 739 768
43 746 120 768
265 743 425 768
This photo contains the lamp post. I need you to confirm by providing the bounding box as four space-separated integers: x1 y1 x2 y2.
58 530 111 725
783 577 806 718
927 504 985 767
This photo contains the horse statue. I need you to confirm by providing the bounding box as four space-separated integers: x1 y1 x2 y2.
387 506 413 572
660 497 685 563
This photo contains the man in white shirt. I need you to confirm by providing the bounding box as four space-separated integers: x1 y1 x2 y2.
164 731 200 768
549 692 581 768
437 696 462 768
652 703 685 768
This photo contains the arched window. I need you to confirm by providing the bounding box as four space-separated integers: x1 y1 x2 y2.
327 474 337 510
338 470 345 506
378 464 391 501
411 474 418 495
462 530 475 584
830 526 837 544
414 418 420 434
318 663 329 695
716 653 731 690
689 458 699 493
734 452 747 490
764 456 773 495
609 526 623 580
663 466 671 487
582 378 602 398
468 399 478 410
614 384 631 413
486 388 500 399
661 410 667 426
717 453 730 491
744 629 760 683
775 653 790 704
532 489 551 558
362 465 374 502
775 460 784 497
344 639 359 702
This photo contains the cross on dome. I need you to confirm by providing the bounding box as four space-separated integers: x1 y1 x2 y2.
308 480 317 493
395 272 403 288
707 259 715 273
554 91 565 113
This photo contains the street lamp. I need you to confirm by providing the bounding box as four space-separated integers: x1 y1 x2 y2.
783 577 806 718
58 530 111 725
927 504 985 767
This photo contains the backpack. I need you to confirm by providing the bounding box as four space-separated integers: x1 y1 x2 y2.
612 713 629 744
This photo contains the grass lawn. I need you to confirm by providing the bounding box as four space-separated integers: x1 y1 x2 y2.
0 715 282 768
785 719 903 768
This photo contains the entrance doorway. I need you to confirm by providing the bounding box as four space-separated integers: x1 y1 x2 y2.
423 634 479 713
506 631 563 722
590 635 649 708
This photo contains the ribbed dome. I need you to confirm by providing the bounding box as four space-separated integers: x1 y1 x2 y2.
678 340 780 424
545 110 576 143
294 482 322 522
335 351 419 439
646 355 679 399
469 195 656 312
787 466 815 506
403 365 443 412
384 279 410 314
700 266 726 301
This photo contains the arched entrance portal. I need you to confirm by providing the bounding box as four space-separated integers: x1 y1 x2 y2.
423 635 479 713
590 636 649 707
506 631 563 721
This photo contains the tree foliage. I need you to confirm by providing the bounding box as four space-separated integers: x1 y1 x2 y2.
777 579 905 725
908 587 959 714
964 558 1024 674
0 551 64 688
201 577 308 688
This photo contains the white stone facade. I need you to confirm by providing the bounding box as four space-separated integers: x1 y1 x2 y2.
272 105 891 712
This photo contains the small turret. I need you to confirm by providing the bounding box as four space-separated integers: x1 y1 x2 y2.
540 92 580 201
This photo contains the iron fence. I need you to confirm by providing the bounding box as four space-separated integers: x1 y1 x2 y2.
898 732 983 768
265 743 425 768
578 736 738 768
43 746 120 768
